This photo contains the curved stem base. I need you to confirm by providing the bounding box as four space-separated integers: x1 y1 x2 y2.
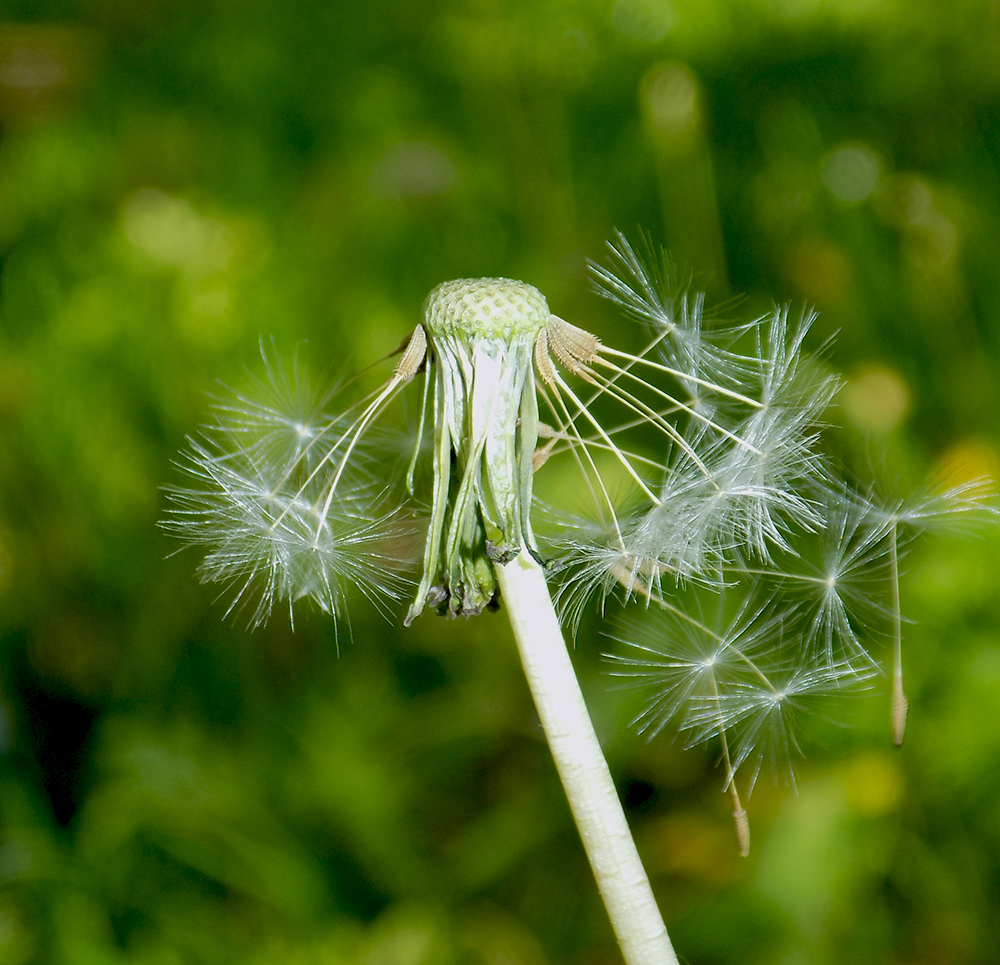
496 550 678 965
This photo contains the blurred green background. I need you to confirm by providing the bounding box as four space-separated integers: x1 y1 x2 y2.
1 1 999 963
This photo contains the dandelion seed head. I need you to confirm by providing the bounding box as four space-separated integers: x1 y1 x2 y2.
406 278 551 622
163 230 995 818
423 277 550 339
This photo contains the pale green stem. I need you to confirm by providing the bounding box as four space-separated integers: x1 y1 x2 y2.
495 550 678 965
889 520 907 745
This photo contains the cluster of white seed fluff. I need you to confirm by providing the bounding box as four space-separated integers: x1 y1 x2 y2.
164 348 412 631
164 232 994 803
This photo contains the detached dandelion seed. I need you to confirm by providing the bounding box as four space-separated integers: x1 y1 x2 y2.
165 231 995 965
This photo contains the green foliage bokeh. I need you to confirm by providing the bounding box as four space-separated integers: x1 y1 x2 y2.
1 1 999 963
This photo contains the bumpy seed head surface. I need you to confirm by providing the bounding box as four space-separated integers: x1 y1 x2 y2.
422 278 550 340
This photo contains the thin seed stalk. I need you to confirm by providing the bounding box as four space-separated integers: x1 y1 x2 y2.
889 521 908 745
495 550 678 965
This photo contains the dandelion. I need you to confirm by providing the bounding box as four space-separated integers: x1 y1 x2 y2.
165 231 994 965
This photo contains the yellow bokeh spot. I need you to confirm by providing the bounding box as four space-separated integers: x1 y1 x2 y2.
784 237 852 307
120 188 234 275
613 0 676 42
822 143 881 204
841 750 904 816
642 61 701 150
647 810 742 884
933 439 1000 489
841 364 910 434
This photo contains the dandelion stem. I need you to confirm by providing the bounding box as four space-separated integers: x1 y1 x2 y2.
889 520 907 745
496 550 678 965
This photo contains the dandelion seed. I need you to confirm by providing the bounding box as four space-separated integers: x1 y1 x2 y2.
871 478 998 744
755 492 895 664
891 477 999 531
